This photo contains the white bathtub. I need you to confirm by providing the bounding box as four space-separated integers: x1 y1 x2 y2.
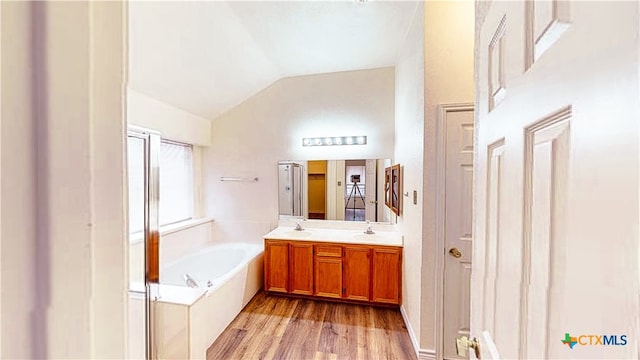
162 242 261 291
130 242 264 360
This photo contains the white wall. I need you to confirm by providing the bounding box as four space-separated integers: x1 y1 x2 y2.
90 2 128 357
393 1 424 354
128 89 212 146
1 2 127 358
421 0 475 352
1 2 36 356
203 68 395 233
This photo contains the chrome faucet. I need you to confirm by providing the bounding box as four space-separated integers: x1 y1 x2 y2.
184 273 199 288
364 220 375 235
294 222 304 231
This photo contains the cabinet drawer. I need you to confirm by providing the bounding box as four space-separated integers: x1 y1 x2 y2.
315 245 342 257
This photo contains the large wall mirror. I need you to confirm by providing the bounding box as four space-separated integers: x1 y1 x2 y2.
278 159 392 223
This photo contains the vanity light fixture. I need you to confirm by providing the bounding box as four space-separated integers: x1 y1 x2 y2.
302 136 367 147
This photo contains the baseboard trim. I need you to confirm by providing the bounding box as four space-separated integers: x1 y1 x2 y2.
399 305 420 358
400 305 420 358
400 305 428 359
419 348 436 360
399 306 437 360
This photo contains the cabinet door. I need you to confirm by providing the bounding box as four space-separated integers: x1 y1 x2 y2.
372 247 402 304
289 242 314 295
314 257 343 298
344 246 371 302
264 240 289 293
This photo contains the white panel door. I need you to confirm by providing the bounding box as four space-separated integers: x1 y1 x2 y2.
326 160 338 220
365 159 377 221
472 1 639 359
442 106 474 360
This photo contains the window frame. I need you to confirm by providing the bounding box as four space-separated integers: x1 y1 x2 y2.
158 139 196 227
127 135 199 240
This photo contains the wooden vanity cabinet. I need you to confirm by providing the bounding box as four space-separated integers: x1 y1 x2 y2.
264 240 289 293
314 245 343 298
289 242 314 295
264 239 402 306
343 246 371 301
372 246 402 304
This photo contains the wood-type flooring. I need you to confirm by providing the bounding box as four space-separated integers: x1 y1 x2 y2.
207 291 417 360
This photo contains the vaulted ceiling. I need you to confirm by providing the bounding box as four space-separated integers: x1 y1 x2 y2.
128 1 419 120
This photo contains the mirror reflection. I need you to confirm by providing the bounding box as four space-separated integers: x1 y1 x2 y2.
278 159 392 223
391 164 401 215
278 162 304 217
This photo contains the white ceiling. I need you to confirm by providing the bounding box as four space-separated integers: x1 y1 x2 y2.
128 1 419 120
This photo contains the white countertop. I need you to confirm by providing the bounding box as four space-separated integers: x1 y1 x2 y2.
263 226 403 247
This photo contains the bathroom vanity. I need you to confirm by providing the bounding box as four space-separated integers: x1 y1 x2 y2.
263 226 403 306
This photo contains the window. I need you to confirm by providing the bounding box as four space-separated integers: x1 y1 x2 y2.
159 140 194 225
127 137 195 236
127 136 146 234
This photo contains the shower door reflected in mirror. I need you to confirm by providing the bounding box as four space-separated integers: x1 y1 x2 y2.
278 162 304 217
127 127 160 360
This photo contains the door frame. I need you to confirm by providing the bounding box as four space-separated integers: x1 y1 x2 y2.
434 102 475 360
364 159 377 221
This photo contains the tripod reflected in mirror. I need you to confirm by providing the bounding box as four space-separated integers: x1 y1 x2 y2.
345 174 366 221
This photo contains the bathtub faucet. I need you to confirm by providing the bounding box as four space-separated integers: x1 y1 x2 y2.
183 273 199 288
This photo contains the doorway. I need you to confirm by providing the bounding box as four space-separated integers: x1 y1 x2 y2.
308 160 327 219
436 104 474 360
345 160 367 221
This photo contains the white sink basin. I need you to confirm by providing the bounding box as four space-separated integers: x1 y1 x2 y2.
351 233 387 242
283 230 312 237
